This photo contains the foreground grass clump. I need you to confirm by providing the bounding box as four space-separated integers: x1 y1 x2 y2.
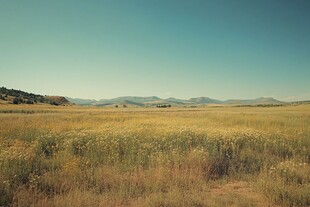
0 105 309 206
258 160 310 206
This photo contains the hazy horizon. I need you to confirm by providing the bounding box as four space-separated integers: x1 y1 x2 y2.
2 85 310 102
1 0 309 101
64 93 309 102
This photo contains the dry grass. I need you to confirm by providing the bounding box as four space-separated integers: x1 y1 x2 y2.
0 104 309 206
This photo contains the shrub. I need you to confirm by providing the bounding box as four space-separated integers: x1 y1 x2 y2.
26 99 34 104
36 136 61 158
13 98 20 104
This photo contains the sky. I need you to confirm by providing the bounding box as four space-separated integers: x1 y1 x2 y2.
1 0 310 101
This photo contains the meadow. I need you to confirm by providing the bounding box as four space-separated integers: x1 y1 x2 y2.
0 104 309 207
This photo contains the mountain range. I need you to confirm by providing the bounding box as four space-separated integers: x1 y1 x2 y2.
0 86 288 107
66 96 284 107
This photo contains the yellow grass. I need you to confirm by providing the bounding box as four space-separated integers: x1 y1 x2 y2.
0 104 309 206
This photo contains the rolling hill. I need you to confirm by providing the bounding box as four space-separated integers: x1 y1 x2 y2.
189 97 223 104
0 87 70 106
65 97 97 106
224 97 283 105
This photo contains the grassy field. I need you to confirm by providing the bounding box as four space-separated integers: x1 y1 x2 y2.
0 104 309 207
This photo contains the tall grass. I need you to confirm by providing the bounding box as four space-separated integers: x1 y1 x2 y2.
0 105 309 206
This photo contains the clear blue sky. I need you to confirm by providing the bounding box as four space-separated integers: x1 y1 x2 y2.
1 0 309 101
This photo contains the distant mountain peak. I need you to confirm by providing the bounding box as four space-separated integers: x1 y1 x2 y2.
189 97 223 104
255 97 277 100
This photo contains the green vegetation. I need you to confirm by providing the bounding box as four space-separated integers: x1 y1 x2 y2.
0 87 44 103
156 104 171 108
0 87 69 106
